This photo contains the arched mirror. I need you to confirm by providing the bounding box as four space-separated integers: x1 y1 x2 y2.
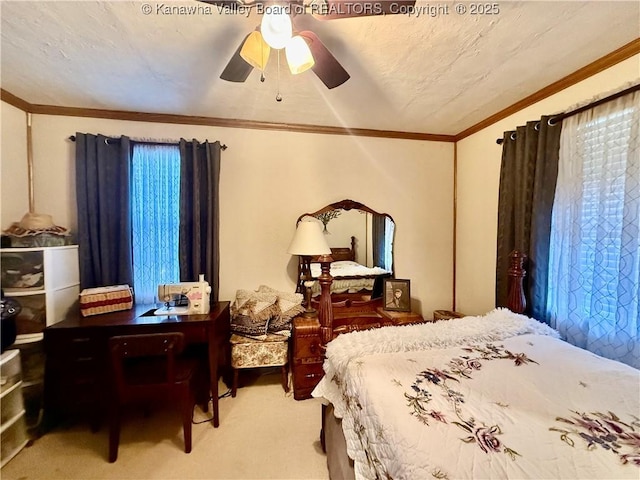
295 199 395 299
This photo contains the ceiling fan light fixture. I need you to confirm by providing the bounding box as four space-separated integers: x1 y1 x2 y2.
261 9 292 49
240 30 271 70
286 35 315 74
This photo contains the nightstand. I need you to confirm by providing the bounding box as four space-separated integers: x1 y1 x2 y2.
291 316 324 400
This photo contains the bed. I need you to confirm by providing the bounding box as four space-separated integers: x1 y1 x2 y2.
300 236 392 297
311 251 640 479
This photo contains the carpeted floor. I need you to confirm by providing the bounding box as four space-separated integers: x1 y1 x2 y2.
1 371 329 480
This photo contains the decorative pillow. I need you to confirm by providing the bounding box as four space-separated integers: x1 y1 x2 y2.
257 285 304 336
230 290 279 339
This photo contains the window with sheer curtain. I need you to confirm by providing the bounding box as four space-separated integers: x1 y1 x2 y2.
547 91 639 368
131 144 181 304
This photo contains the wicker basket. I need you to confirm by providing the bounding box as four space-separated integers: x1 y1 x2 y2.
79 285 133 317
433 310 465 321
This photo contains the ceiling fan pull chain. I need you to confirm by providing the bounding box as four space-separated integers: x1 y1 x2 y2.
260 36 266 82
276 50 283 102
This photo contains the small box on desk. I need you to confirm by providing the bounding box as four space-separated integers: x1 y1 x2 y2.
79 285 133 317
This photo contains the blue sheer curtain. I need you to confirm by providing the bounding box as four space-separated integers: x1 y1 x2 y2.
131 144 181 304
547 90 640 368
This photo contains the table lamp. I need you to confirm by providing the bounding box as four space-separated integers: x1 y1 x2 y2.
288 219 331 317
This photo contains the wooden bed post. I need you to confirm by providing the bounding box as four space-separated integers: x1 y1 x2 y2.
507 250 527 314
317 254 334 345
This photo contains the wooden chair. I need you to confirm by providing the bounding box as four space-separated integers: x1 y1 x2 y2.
107 332 196 463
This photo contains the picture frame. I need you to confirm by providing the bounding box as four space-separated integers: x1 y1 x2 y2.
383 278 411 312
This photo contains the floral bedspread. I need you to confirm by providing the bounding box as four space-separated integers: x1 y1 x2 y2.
313 309 640 480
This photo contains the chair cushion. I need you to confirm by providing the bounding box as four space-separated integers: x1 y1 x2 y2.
230 334 289 368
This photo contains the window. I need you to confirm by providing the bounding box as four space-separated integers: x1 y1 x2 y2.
547 93 639 368
130 144 181 304
575 110 631 324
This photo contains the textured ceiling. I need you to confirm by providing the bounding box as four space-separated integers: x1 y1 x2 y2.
1 1 639 136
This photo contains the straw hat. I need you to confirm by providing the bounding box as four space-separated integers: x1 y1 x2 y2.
3 212 69 237
19 213 57 230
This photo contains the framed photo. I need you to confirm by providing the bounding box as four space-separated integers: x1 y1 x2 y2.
383 278 411 312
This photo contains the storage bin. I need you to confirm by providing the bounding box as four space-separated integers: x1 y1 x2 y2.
1 411 28 467
0 383 24 425
0 350 21 394
79 285 133 316
0 246 80 335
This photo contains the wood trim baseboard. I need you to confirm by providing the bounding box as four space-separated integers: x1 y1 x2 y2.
2 38 638 142
454 38 640 141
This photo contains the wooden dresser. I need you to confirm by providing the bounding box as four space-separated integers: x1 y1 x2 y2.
292 299 427 400
291 316 324 401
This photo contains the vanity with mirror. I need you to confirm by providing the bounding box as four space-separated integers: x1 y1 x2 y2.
295 199 395 302
291 199 425 400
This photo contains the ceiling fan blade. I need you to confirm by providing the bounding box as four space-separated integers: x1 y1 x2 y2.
220 33 253 82
312 0 416 20
197 0 245 6
299 31 349 89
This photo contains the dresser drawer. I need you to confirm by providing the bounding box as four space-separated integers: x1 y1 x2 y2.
45 333 101 359
293 334 322 360
292 361 324 400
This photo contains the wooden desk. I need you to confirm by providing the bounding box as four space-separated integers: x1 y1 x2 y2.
43 301 230 430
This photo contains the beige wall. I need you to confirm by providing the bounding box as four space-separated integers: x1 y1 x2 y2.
0 111 454 314
6 56 634 318
455 54 640 315
1 103 28 227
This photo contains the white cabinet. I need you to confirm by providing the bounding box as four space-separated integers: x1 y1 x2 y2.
1 246 79 342
1 349 28 467
1 246 79 436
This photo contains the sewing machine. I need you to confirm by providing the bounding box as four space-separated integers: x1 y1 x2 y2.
154 274 211 316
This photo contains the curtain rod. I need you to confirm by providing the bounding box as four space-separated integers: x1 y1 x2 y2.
496 82 640 144
68 135 227 150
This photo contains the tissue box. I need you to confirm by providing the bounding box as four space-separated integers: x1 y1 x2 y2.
79 285 133 317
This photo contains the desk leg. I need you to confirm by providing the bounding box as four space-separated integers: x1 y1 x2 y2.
208 336 220 428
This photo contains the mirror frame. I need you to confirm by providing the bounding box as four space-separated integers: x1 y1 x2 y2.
296 198 395 275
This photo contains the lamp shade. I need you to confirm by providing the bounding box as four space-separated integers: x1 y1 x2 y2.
287 220 331 256
240 30 270 70
286 35 315 74
261 9 292 49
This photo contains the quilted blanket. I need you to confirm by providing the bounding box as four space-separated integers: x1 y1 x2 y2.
313 309 640 479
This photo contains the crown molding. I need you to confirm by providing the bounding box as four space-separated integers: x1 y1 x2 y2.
0 91 454 143
454 38 640 141
2 38 638 143
0 89 32 112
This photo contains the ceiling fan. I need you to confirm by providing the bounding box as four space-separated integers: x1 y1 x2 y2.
198 0 416 89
